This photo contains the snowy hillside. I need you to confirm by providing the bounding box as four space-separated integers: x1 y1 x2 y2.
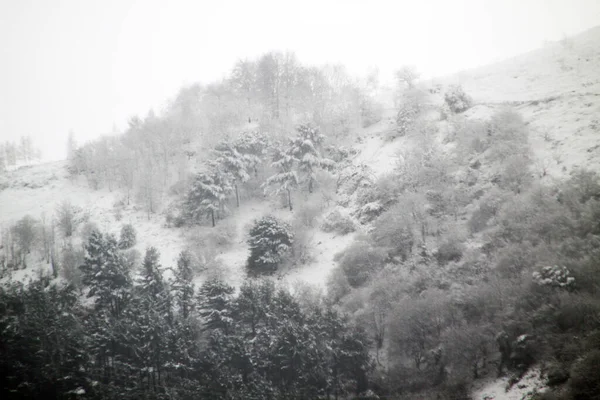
2 26 600 291
435 25 600 180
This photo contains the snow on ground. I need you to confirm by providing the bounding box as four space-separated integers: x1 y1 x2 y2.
471 368 547 400
434 25 600 180
283 229 356 290
0 160 186 281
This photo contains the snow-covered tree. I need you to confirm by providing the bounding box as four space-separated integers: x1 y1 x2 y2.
212 141 252 207
80 231 132 316
183 170 230 227
288 124 334 193
172 250 196 319
247 216 294 276
127 247 173 395
197 278 235 334
118 223 137 249
263 145 299 211
56 200 78 238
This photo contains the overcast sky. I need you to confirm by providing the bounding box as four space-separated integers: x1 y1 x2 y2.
1 0 599 161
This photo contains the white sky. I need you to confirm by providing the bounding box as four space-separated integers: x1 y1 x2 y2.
0 0 599 161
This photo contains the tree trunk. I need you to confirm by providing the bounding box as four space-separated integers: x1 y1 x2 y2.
287 189 293 211
235 184 240 208
211 209 215 227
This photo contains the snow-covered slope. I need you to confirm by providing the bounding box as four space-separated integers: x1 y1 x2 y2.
2 26 600 297
0 161 186 281
435 25 600 180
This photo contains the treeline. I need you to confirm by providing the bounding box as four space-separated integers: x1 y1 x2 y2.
0 230 371 400
322 81 600 398
68 51 382 216
0 136 41 171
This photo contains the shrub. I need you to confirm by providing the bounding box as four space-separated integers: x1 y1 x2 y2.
444 85 472 113
118 223 137 249
335 239 387 287
356 201 384 224
321 209 355 234
247 216 294 276
396 104 419 137
532 266 575 290
546 363 570 387
486 109 530 163
435 237 465 265
570 349 600 400
372 207 414 260
468 189 509 233
326 266 352 303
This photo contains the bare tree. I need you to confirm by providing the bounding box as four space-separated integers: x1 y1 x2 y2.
56 200 78 238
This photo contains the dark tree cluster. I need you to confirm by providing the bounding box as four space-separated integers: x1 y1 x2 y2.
0 231 371 400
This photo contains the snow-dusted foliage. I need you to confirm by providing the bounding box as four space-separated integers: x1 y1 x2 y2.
172 250 196 319
263 124 334 210
444 84 472 113
197 278 235 333
289 124 335 193
247 216 294 276
321 209 356 234
263 146 299 211
532 265 575 289
118 223 137 249
80 230 132 314
183 170 230 226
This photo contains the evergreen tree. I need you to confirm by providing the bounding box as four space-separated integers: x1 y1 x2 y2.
247 216 294 276
288 124 335 193
263 146 299 211
127 247 173 396
197 278 235 334
0 279 88 399
184 171 230 227
118 223 137 249
80 231 131 317
172 250 196 319
212 142 251 207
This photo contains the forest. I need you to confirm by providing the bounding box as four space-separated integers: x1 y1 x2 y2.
1 49 600 400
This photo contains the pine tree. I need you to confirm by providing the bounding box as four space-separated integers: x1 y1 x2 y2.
197 278 235 334
184 171 230 227
172 250 196 319
233 130 269 177
288 124 334 193
79 231 133 391
118 223 137 249
126 247 173 396
247 216 294 276
263 146 299 211
80 231 131 317
212 142 251 207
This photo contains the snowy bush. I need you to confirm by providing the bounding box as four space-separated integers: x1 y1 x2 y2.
444 84 472 113
356 201 384 224
321 209 356 234
395 105 419 138
335 239 387 287
372 207 414 260
247 216 294 276
118 223 137 249
532 266 575 290
435 238 465 265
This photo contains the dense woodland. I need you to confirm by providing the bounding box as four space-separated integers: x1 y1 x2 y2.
1 51 600 400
